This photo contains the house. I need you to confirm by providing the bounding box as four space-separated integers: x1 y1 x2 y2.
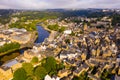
59 53 68 60
118 67 120 75
24 49 42 61
0 59 22 80
83 24 88 31
44 75 60 80
88 59 99 67
58 69 71 78
64 30 72 35
73 66 84 76
88 73 101 80
60 77 70 80
81 53 87 60
115 75 120 80
102 50 112 58
0 41 6 46
91 49 97 56
96 48 101 56
73 63 89 76
94 71 101 78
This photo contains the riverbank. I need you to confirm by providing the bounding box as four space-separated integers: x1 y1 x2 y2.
38 23 58 42
39 23 52 33
0 31 38 64
20 31 38 48
0 25 51 64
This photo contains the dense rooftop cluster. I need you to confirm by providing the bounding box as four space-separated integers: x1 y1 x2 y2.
19 16 120 80
0 10 120 80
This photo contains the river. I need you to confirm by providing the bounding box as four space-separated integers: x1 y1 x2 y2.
35 26 50 43
19 26 50 53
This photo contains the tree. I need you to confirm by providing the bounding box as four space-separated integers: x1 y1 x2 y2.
41 57 57 73
12 57 65 80
112 14 120 26
0 42 20 54
34 66 47 80
70 31 75 36
47 24 59 31
59 26 65 33
96 25 105 29
100 69 112 80
31 56 39 64
26 77 33 80
56 62 65 71
65 39 70 44
22 63 34 75
12 68 27 80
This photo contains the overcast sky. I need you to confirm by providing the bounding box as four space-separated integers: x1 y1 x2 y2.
0 0 120 9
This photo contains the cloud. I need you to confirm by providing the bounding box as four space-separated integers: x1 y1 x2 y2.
0 0 119 9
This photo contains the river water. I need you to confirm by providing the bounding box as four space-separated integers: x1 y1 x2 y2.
35 26 49 43
19 26 50 53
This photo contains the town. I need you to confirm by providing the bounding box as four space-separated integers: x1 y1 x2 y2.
0 13 120 80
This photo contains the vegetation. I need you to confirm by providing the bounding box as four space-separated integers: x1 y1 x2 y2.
9 11 60 31
41 57 64 76
0 16 11 24
9 21 37 31
100 69 112 80
31 56 39 64
12 68 27 80
112 14 120 26
22 63 34 75
0 52 20 63
96 25 105 28
58 26 66 33
0 9 14 24
12 57 64 80
70 31 76 36
0 42 20 56
48 24 65 32
71 19 82 24
60 9 115 18
12 11 59 21
48 24 59 31
34 66 47 80
65 39 70 44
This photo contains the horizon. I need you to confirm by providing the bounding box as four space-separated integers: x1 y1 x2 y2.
0 8 120 10
0 0 120 9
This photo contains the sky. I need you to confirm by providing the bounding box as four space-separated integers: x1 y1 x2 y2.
0 0 120 9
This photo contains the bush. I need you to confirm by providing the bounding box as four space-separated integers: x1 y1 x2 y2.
12 68 27 80
41 57 57 73
48 24 59 31
9 22 37 31
41 57 64 76
59 26 65 33
112 14 120 26
34 66 47 80
31 56 39 64
70 31 75 36
12 57 65 80
65 39 70 44
0 42 20 54
22 63 34 75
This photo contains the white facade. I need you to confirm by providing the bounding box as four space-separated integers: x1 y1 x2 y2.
64 30 72 34
44 75 60 80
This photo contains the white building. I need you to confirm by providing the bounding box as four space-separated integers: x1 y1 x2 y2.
64 30 72 35
44 75 60 80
